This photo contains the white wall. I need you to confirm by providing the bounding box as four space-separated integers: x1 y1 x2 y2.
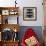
0 0 44 26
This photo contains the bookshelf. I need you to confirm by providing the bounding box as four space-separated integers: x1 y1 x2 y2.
0 7 20 46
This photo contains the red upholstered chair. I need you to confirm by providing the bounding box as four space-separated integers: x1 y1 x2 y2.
21 28 41 46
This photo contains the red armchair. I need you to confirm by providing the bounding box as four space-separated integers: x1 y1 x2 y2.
21 28 41 46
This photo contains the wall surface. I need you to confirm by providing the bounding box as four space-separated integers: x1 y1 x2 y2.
18 26 43 44
0 0 44 26
18 0 44 26
0 0 44 45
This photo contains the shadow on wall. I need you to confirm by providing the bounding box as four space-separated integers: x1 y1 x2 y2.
18 26 43 44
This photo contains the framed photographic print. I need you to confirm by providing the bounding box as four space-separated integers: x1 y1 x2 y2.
2 10 9 15
9 9 18 15
23 7 37 21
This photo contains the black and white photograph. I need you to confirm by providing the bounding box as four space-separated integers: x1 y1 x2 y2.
23 7 37 21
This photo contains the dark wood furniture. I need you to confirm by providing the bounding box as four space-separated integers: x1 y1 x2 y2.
2 41 19 46
0 41 2 46
0 7 19 46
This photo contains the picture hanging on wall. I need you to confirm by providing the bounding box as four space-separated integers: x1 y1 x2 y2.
23 7 37 21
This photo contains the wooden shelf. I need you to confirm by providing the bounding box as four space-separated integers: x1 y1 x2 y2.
0 24 20 32
0 7 19 46
1 40 19 46
2 40 19 42
0 7 18 10
0 7 19 15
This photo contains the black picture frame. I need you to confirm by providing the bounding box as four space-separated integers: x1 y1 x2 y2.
23 7 37 21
